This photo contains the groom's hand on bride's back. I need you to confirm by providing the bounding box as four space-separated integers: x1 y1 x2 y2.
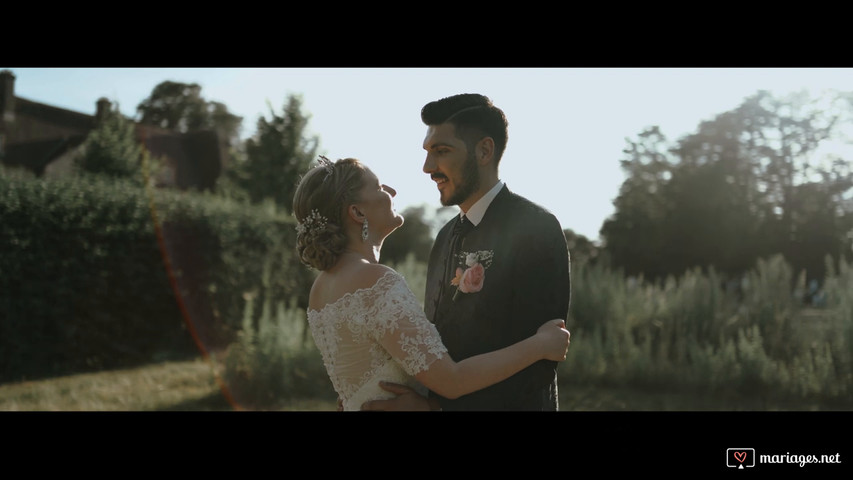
360 382 436 411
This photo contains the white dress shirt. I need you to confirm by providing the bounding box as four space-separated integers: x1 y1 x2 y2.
460 180 505 227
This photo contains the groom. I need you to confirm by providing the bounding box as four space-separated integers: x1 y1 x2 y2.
363 93 571 410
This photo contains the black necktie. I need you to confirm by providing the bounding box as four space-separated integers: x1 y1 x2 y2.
441 215 474 300
432 217 474 325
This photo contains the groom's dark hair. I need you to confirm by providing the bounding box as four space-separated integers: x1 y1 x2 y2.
421 93 509 168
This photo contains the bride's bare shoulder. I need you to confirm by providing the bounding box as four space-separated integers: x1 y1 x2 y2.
351 263 398 290
309 263 398 311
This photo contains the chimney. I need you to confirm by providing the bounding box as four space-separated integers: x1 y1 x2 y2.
0 70 15 122
96 97 112 124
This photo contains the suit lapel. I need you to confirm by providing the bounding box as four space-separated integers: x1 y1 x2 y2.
476 184 511 229
425 220 453 322
427 185 513 323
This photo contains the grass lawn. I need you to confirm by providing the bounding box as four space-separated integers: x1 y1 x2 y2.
0 359 847 412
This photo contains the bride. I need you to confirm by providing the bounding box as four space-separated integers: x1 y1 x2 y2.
293 156 570 411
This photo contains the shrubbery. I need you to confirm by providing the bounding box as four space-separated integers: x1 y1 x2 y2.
563 255 853 405
222 250 853 409
4 171 850 409
220 293 334 409
217 253 427 409
0 174 311 383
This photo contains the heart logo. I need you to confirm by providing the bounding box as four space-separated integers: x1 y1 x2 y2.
734 451 747 463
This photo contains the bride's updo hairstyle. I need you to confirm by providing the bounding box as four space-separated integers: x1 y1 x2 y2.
293 157 368 271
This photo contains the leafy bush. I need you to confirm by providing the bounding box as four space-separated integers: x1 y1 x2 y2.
220 293 335 410
386 253 428 307
5 168 848 408
0 174 312 383
221 249 852 408
1 175 183 382
562 254 853 405
73 105 149 183
218 253 428 409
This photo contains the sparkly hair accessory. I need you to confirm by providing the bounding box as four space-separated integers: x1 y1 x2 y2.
295 209 329 236
317 155 335 182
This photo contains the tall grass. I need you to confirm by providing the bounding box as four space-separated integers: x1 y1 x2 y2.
387 254 428 307
216 253 427 410
564 254 853 405
218 259 334 410
217 252 852 409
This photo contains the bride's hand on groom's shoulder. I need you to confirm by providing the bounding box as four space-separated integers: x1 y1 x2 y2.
360 382 434 411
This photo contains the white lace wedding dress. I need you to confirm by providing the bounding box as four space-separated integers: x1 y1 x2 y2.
307 270 448 411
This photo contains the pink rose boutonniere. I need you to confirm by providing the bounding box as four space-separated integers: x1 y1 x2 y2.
451 250 494 300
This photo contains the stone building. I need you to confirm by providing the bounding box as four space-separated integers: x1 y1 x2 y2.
0 69 227 190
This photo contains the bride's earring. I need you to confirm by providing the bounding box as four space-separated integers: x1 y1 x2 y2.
362 218 369 242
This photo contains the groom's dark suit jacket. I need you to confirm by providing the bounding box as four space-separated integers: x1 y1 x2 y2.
425 185 571 410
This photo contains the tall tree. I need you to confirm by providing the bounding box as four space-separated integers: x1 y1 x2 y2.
563 228 600 267
74 105 143 181
229 95 319 213
600 126 675 279
715 90 851 282
602 90 853 283
136 81 242 144
380 205 435 264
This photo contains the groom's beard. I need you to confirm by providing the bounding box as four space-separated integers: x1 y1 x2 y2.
442 150 480 207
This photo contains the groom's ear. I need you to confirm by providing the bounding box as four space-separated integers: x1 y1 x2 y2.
476 137 495 166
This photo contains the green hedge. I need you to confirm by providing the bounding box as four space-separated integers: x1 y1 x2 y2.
0 174 311 383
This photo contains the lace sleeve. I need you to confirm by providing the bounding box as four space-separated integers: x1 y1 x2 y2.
364 271 448 377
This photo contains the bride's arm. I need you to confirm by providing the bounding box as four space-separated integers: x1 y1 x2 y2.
413 319 569 400
360 264 569 405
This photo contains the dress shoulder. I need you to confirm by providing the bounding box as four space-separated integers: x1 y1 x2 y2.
362 270 448 377
307 268 399 317
307 264 447 405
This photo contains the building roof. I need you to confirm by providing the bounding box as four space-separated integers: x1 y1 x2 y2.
1 70 225 189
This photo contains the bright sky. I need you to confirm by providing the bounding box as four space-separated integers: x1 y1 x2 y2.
5 67 853 240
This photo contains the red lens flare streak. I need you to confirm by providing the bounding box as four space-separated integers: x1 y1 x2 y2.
142 143 243 411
